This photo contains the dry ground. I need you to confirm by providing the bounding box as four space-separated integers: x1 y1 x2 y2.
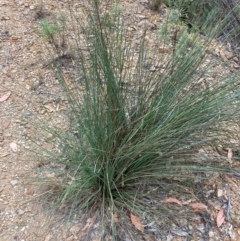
1 0 240 240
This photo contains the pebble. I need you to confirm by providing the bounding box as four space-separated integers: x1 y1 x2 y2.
209 231 215 238
20 227 25 232
29 5 35 10
217 188 223 197
10 142 18 152
18 209 25 215
10 180 19 186
149 65 156 72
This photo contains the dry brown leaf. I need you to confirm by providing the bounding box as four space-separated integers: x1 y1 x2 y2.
188 202 207 212
82 214 97 232
0 91 11 102
130 213 144 233
216 208 225 227
164 197 182 207
227 148 233 160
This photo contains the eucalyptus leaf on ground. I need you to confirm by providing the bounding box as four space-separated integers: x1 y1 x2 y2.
0 91 11 102
216 208 225 228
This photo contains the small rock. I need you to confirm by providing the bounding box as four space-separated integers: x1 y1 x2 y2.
20 227 25 232
18 209 25 215
217 188 223 197
29 5 35 10
149 65 156 72
10 180 19 186
25 84 31 90
10 142 18 152
209 231 215 238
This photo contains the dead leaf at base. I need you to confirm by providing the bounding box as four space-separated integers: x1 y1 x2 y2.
164 197 182 207
188 202 207 212
130 213 144 233
0 91 11 102
216 208 225 227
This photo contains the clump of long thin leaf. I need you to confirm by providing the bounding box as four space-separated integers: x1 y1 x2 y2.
33 0 240 239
